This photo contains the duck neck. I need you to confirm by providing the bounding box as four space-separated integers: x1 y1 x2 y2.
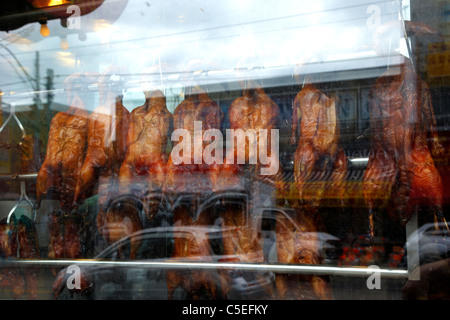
144 90 166 111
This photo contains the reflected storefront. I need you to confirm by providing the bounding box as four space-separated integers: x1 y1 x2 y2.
0 0 449 301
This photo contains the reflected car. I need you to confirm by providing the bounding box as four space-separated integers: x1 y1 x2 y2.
256 207 341 264
53 225 275 300
405 222 450 265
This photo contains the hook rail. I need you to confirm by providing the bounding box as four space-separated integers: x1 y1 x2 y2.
0 173 37 181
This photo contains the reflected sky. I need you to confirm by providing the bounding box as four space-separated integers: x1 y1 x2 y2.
0 0 409 111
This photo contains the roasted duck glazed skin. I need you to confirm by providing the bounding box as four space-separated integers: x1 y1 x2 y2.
287 80 343 299
47 211 83 260
291 82 347 206
363 60 447 236
119 89 172 192
166 86 223 190
227 84 279 174
210 84 279 298
74 75 132 258
166 87 223 299
96 89 172 257
36 73 96 212
74 71 130 207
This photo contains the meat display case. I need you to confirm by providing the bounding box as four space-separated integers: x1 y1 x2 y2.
0 0 449 301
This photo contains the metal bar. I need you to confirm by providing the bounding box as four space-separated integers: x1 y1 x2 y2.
397 0 415 73
405 208 420 280
1 259 409 279
0 173 37 181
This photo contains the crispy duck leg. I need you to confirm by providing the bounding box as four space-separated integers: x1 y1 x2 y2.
362 86 397 239
48 210 84 284
362 144 396 239
47 211 64 260
47 211 83 260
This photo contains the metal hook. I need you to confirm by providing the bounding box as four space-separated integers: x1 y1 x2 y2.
7 180 34 224
397 0 415 73
205 70 210 96
0 103 26 140
157 55 165 96
387 36 392 71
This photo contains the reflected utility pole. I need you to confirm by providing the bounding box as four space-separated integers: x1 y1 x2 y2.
33 51 43 111
45 68 54 124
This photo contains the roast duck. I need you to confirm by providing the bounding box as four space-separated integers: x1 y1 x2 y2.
53 68 138 295
209 82 279 298
53 70 172 296
166 86 224 300
36 72 96 212
286 76 342 299
72 67 143 260
362 21 447 238
115 83 172 259
362 59 447 237
36 72 97 262
34 40 448 300
291 78 347 208
119 89 171 194
74 67 130 211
